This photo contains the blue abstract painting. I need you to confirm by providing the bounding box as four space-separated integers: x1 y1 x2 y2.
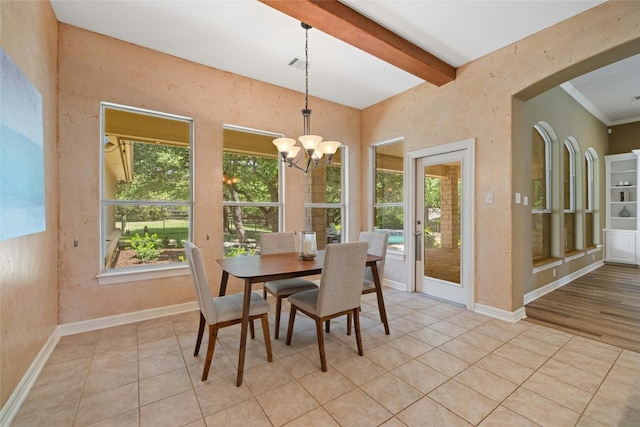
0 48 45 241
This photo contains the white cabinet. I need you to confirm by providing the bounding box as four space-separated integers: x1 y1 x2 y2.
604 150 640 265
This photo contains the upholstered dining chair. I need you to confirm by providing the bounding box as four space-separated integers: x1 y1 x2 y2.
260 232 318 339
184 241 272 381
342 231 390 335
286 241 369 371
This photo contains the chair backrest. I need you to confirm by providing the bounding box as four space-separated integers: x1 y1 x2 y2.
316 242 369 317
260 232 297 255
184 241 218 324
359 231 388 282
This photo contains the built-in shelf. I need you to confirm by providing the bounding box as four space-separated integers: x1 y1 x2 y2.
605 151 640 265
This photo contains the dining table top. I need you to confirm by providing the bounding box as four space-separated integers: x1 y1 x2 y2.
215 250 383 283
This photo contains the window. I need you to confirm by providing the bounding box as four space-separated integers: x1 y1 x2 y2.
304 147 346 250
531 125 551 262
563 138 578 254
100 103 193 273
222 127 282 257
373 140 404 250
585 148 597 248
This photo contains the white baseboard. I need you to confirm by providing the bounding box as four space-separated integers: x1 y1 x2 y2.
57 301 198 336
0 330 60 427
524 260 603 305
475 304 527 323
0 300 199 427
383 278 407 291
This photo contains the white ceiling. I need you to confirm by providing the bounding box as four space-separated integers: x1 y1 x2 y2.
50 0 640 126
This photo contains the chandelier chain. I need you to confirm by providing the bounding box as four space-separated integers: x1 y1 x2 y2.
305 25 309 111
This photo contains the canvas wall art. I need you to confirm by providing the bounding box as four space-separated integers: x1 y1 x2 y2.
0 48 46 241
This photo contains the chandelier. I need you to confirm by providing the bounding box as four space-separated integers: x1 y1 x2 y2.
273 22 341 173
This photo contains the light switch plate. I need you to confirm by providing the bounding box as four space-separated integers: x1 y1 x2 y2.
485 192 494 204
515 193 521 204
523 196 528 205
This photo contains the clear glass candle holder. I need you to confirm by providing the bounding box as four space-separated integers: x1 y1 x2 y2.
299 231 317 260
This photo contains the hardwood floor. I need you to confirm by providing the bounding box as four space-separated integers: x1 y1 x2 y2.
525 263 640 352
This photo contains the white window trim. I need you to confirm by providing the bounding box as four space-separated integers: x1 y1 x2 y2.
221 124 285 245
98 102 194 283
371 137 406 252
532 124 552 215
304 146 348 242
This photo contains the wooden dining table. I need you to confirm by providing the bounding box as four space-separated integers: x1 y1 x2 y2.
215 250 387 386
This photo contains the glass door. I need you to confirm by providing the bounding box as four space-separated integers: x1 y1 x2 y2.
415 149 471 307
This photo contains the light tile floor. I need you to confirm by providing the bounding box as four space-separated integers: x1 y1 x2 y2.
12 288 640 426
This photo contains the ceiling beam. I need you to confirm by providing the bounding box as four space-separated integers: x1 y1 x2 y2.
259 0 456 86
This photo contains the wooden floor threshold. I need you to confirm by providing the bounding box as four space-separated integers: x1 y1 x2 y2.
525 264 640 352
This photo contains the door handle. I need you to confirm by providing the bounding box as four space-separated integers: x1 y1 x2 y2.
415 231 422 261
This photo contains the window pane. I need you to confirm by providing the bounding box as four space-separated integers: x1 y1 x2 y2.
376 171 404 203
223 153 278 203
223 206 278 257
531 129 547 210
375 142 404 204
532 212 551 260
564 144 572 210
113 142 190 202
564 212 575 252
102 104 192 273
306 163 341 204
106 204 188 269
375 206 404 250
585 212 594 248
305 207 342 250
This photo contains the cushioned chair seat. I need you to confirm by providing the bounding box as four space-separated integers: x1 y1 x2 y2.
287 288 319 314
260 232 318 339
214 292 271 323
264 278 317 296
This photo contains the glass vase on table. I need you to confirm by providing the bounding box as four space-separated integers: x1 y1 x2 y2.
299 231 317 260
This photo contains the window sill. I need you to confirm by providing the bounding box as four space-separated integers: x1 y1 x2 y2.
97 263 190 285
532 257 563 274
564 250 585 262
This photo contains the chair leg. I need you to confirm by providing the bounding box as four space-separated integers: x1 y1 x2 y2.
194 311 205 356
263 287 267 300
325 319 330 333
315 318 327 372
346 313 352 336
250 319 255 339
353 308 363 356
202 324 218 381
261 314 273 362
274 296 283 340
286 305 297 345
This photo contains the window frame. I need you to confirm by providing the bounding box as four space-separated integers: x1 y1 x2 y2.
98 102 194 284
304 145 348 246
371 138 405 253
531 124 553 265
222 124 285 256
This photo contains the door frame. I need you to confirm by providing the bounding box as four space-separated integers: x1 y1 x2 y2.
407 138 475 310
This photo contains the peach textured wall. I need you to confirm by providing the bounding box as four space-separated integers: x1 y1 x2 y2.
57 25 361 323
0 2 59 408
361 1 640 312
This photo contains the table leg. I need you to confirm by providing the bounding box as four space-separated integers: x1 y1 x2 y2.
370 263 390 335
219 271 229 297
236 277 252 386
